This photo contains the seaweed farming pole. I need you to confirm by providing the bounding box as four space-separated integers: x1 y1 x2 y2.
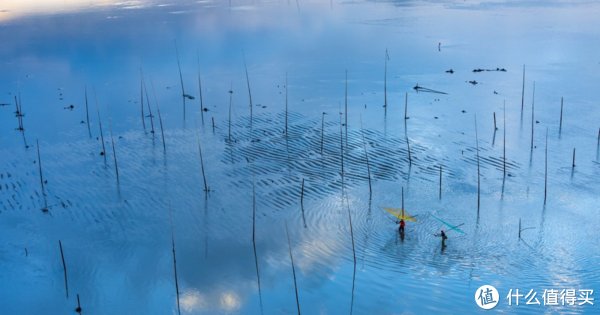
144 82 155 137
384 49 388 114
530 82 536 151
96 108 107 165
285 73 289 138
157 106 166 155
110 132 120 187
438 165 442 200
559 97 564 135
58 240 69 298
475 115 481 214
404 92 408 121
84 87 91 138
228 84 233 143
521 65 525 114
361 129 372 199
244 59 253 128
197 136 209 193
340 113 345 177
345 70 348 149
503 102 507 180
346 195 357 315
285 223 301 315
151 80 166 155
300 178 305 208
320 112 326 155
197 53 205 125
36 140 48 212
406 136 412 166
544 129 548 205
175 42 186 124
171 231 181 315
572 148 576 168
75 294 82 314
139 77 147 134
493 112 497 131
252 181 264 313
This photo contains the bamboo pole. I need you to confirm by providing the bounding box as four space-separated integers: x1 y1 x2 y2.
530 82 535 151
140 77 147 133
84 86 92 138
360 129 372 199
244 59 253 127
285 223 301 315
346 194 357 315
544 128 548 205
559 97 563 135
252 180 264 313
110 132 120 187
171 232 181 315
521 65 525 114
36 140 48 212
175 42 186 124
58 240 69 298
197 136 208 193
475 115 480 214
197 52 205 125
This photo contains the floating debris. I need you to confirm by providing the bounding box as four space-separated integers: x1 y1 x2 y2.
413 84 448 94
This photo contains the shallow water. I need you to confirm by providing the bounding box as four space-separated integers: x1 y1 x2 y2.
1 0 599 314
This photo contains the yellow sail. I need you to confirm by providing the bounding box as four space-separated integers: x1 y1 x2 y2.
383 207 417 222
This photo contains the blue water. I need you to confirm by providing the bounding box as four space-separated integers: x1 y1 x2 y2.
1 1 599 314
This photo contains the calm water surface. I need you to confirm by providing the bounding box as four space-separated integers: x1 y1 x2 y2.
0 1 599 314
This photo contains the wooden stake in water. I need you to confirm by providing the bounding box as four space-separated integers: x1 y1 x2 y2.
518 218 522 239
36 140 48 212
197 136 208 193
544 128 548 205
285 223 301 315
110 132 120 187
157 106 166 155
530 82 535 151
285 73 289 137
320 112 326 155
244 59 253 127
58 240 69 298
572 148 576 168
475 115 481 214
175 42 186 124
493 112 497 130
75 293 82 314
559 97 564 135
345 70 348 149
251 180 264 313
197 53 205 125
140 78 147 134
384 49 388 112
171 231 181 315
503 101 507 180
404 92 408 120
438 165 442 200
360 129 372 199
345 195 357 315
148 80 167 155
96 107 107 165
521 65 525 114
144 82 155 137
84 86 91 138
228 84 233 143
406 136 412 166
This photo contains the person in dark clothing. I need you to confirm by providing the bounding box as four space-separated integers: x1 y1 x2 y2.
399 219 406 234
440 229 447 248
